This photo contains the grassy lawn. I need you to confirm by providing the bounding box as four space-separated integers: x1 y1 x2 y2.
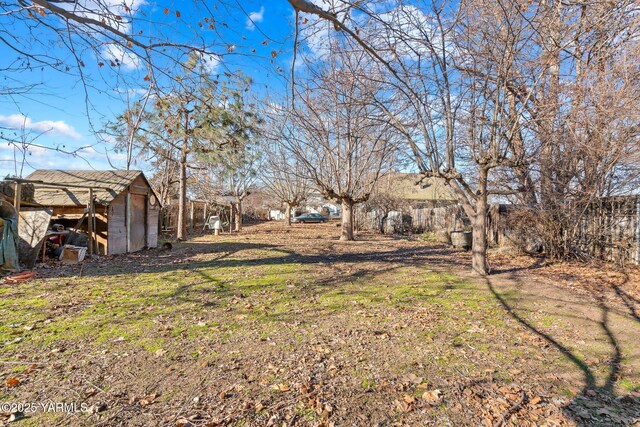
1 222 638 426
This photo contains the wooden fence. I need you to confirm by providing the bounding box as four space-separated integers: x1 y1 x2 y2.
357 197 640 266
161 201 210 232
575 196 640 265
356 202 468 235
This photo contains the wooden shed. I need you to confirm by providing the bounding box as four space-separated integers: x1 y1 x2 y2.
25 170 160 255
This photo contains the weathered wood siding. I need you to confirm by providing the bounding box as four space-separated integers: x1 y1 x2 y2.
95 208 108 255
130 175 150 195
129 193 146 252
147 203 159 248
107 193 127 255
410 204 467 233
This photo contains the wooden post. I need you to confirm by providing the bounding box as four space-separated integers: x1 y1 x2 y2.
189 201 194 233
126 192 131 253
88 188 94 256
13 182 21 226
144 195 149 249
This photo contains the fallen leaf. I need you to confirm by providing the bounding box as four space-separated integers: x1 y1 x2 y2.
140 392 159 406
405 373 423 384
271 383 290 392
6 377 20 387
422 389 443 405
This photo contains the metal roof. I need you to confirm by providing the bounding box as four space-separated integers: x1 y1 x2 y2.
25 170 145 206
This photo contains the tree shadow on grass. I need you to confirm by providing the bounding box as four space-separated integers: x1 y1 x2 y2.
485 275 640 426
76 240 465 281
490 255 550 275
44 234 640 426
608 272 640 323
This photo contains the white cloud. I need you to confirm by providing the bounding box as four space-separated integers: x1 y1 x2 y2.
246 6 265 30
297 3 451 64
0 143 130 177
64 0 147 34
57 1 147 71
297 0 353 59
0 114 82 141
101 43 142 70
377 5 437 59
302 20 332 59
200 54 220 74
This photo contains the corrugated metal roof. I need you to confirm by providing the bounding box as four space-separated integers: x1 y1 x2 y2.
25 170 143 206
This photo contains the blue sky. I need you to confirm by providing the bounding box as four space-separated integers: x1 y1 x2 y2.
0 1 299 178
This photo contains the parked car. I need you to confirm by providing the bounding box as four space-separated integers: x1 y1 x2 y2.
292 213 328 224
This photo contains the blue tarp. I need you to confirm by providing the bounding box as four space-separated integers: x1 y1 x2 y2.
0 217 20 271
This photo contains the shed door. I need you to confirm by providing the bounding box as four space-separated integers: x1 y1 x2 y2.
129 194 146 252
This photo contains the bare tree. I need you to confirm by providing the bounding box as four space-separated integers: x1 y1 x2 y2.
362 179 407 234
220 148 261 232
288 0 500 269
1 0 233 97
286 0 638 273
284 41 399 240
105 83 154 170
261 137 311 226
517 1 640 259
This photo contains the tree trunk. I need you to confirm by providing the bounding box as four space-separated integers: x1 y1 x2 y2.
379 212 388 234
235 200 242 232
472 168 489 275
229 203 235 232
177 160 187 240
176 110 189 241
340 199 355 241
285 203 292 226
